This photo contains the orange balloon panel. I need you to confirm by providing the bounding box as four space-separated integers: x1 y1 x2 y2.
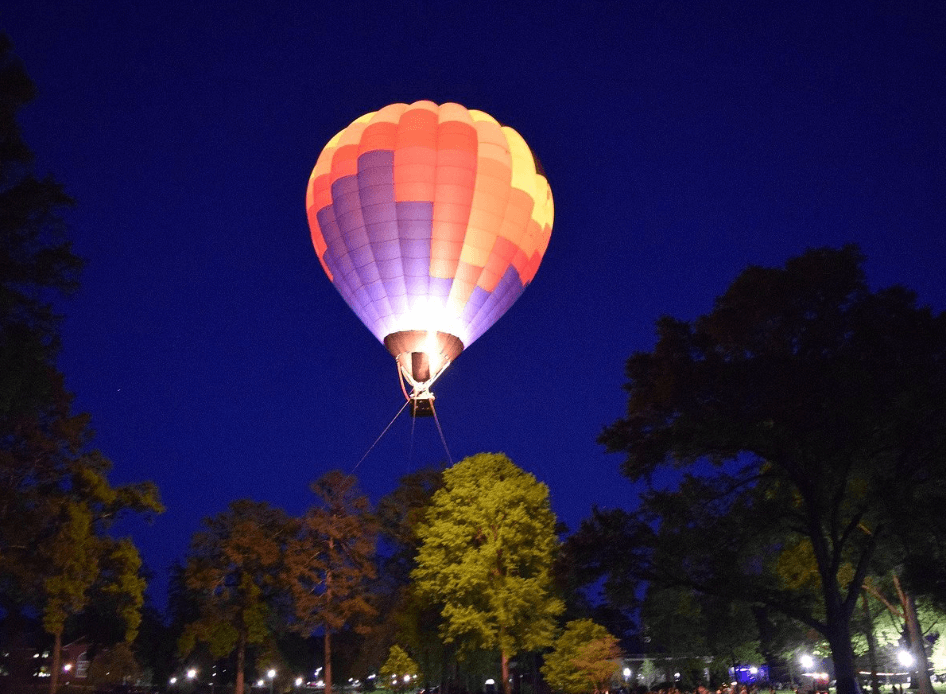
305 101 553 353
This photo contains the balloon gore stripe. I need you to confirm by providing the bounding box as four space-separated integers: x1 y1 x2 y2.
306 101 553 357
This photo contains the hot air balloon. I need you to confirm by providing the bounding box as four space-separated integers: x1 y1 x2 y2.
305 101 553 416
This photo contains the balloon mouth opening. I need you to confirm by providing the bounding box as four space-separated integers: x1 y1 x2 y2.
385 330 463 374
385 330 463 416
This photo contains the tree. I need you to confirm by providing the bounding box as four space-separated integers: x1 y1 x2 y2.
86 642 141 688
367 469 446 689
380 645 420 693
860 573 940 694
0 32 82 418
412 453 564 694
179 500 293 694
638 659 659 689
598 247 946 694
542 619 621 694
639 586 707 680
284 470 378 694
0 36 162 694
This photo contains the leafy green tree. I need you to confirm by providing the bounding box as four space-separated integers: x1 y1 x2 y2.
597 247 946 694
38 473 158 694
179 500 294 694
860 573 940 694
542 619 621 694
380 645 420 693
284 471 378 694
413 453 564 694
638 659 659 689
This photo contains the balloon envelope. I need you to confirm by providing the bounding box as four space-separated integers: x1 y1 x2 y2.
306 101 553 376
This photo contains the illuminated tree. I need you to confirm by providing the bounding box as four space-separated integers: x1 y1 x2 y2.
542 619 621 694
284 471 378 694
413 453 563 694
179 500 293 694
379 645 419 693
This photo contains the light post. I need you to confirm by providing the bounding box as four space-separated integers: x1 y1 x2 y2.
268 668 277 694
623 667 631 689
800 654 814 671
296 676 304 688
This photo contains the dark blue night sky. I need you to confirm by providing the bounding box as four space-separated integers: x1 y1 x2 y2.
5 0 945 606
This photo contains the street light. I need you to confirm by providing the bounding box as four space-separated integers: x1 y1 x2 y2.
623 668 631 685
187 668 198 680
296 676 304 688
268 668 277 694
899 650 915 667
800 655 814 670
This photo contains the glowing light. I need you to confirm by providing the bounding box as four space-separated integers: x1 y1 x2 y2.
800 655 814 669
899 650 915 667
187 669 197 680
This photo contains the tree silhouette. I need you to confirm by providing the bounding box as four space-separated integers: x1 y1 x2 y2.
598 246 946 694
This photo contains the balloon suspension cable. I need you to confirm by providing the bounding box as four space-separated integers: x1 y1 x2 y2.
349 398 411 475
393 356 453 465
430 399 453 467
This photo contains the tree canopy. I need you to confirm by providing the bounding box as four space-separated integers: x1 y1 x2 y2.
413 453 564 694
596 246 946 694
284 470 378 694
179 500 293 694
541 619 621 694
379 644 420 693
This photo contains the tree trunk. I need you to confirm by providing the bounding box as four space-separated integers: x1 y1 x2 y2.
325 628 333 694
501 649 511 694
861 592 881 694
48 629 62 694
236 628 247 694
823 581 861 694
895 578 933 694
326 542 334 694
